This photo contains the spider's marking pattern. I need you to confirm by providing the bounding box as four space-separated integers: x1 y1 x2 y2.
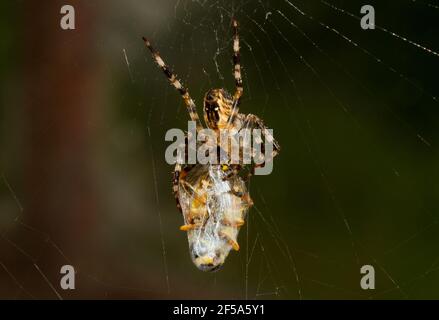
143 19 280 272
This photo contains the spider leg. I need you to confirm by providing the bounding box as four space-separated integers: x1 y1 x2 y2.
241 114 280 176
143 37 203 131
232 19 243 107
172 163 183 213
243 114 280 156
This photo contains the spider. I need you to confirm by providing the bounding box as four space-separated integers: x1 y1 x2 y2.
143 20 280 272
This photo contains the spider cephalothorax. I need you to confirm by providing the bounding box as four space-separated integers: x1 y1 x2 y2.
143 19 279 272
203 88 235 130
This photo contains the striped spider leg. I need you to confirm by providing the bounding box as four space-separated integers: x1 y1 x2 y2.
142 37 204 131
143 37 201 218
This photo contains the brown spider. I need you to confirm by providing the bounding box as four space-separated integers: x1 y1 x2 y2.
143 19 279 272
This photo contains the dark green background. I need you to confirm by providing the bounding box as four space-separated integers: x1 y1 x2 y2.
0 0 438 299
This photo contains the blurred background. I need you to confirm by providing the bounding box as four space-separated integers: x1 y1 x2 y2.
0 0 438 299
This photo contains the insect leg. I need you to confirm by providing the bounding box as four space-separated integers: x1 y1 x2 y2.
220 230 240 251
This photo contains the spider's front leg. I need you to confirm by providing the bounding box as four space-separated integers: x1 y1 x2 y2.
143 37 204 132
241 114 280 178
232 19 243 107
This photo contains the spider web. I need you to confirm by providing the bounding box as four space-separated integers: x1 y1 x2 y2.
1 0 439 299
